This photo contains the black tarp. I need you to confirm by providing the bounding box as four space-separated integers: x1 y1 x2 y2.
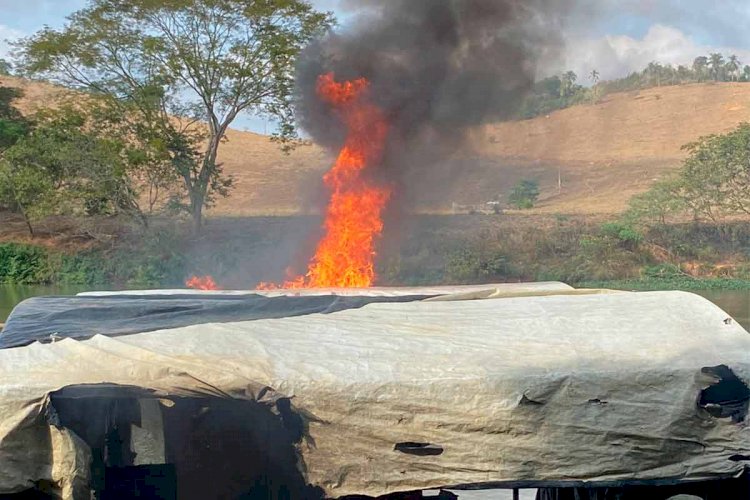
0 293 431 349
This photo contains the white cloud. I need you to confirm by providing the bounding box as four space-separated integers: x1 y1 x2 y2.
0 24 25 60
556 24 750 83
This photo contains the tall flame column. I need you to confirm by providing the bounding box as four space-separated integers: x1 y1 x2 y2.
266 73 391 289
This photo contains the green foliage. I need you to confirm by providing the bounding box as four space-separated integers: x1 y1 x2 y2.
508 179 540 209
677 123 750 220
0 105 144 234
56 253 111 285
600 222 643 247
623 178 685 226
0 59 12 76
0 243 53 284
518 75 590 119
17 0 334 231
0 86 30 150
641 263 684 279
446 247 518 284
569 221 652 282
0 227 190 286
625 123 750 228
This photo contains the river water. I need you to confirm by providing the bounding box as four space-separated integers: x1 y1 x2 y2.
2 285 750 330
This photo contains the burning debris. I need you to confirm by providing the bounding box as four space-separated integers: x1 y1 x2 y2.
186 276 220 291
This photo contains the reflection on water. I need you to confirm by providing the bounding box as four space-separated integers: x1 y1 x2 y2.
3 285 750 331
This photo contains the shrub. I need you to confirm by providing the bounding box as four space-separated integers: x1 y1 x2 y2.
446 248 518 283
600 222 643 247
0 243 53 284
509 179 540 209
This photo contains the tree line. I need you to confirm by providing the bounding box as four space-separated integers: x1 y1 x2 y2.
519 52 750 119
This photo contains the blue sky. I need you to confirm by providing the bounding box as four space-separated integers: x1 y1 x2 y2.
1 1 749 132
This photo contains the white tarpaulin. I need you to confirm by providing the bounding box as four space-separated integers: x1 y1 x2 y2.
1 285 749 498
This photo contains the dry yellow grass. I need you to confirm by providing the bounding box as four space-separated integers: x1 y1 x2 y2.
5 75 750 215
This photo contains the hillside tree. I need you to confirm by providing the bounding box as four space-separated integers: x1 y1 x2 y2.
560 71 578 98
709 53 726 81
628 123 750 225
726 55 742 82
17 0 333 232
692 56 709 81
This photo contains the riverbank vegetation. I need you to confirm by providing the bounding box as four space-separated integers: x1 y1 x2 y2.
4 118 750 290
4 211 750 291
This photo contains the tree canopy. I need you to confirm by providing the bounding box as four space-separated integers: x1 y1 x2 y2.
17 0 333 231
0 105 148 235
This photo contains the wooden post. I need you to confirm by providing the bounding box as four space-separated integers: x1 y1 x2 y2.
513 488 520 500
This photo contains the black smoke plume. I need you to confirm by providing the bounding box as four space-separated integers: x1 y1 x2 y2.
295 0 572 204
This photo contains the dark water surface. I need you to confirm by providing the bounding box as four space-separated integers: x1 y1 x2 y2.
3 285 750 331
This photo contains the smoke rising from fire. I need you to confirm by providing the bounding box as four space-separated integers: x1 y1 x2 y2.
250 0 578 288
296 0 573 204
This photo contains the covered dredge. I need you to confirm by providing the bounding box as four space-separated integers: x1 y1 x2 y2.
0 283 749 499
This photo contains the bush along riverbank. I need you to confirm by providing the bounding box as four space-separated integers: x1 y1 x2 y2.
376 216 750 290
0 238 188 288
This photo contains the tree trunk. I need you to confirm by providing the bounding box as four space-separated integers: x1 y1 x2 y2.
22 214 34 238
189 134 223 235
17 207 34 237
191 194 203 235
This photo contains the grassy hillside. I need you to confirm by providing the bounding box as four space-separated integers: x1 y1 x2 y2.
5 75 750 215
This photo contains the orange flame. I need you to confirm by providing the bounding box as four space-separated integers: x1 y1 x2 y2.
260 73 390 289
186 275 220 290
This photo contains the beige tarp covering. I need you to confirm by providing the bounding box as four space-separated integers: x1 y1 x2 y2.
2 284 750 497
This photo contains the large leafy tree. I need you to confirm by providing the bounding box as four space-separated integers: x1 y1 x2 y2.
678 123 750 220
17 0 333 232
628 124 750 225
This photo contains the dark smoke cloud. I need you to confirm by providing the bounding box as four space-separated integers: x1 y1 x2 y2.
295 0 574 207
